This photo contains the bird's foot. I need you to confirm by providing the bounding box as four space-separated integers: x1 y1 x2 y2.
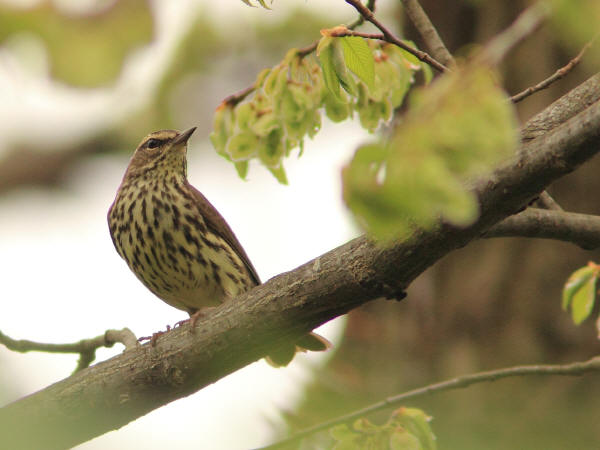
138 324 172 346
186 307 217 332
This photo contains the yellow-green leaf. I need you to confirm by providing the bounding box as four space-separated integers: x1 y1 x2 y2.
562 265 595 310
332 38 358 97
234 161 249 179
570 273 597 324
317 36 343 101
341 36 375 90
268 164 288 185
226 132 259 160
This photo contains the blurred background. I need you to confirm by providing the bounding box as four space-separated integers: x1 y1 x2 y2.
0 0 599 449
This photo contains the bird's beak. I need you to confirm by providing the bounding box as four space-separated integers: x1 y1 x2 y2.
173 127 197 146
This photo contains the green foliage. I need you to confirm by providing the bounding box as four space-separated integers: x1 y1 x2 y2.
210 34 426 182
546 0 600 64
329 407 436 450
562 262 599 326
342 64 519 241
0 1 152 87
240 0 272 8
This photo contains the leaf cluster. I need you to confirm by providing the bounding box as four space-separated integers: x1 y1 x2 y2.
342 64 519 241
329 407 436 450
209 35 427 183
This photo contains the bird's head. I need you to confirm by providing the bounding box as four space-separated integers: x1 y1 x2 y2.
124 127 197 181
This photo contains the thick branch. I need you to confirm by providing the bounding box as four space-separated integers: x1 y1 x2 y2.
266 355 600 448
521 73 600 141
485 208 600 249
1 72 600 449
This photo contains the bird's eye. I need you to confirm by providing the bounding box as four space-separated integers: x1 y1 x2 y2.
146 139 161 149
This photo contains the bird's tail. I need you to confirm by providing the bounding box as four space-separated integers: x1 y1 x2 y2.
265 332 332 367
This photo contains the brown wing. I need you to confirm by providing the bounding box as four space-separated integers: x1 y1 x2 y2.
186 181 261 286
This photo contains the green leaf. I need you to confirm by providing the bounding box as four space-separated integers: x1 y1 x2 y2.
268 164 288 185
258 128 285 167
341 36 375 90
250 111 278 137
263 65 287 98
571 274 597 324
392 408 436 450
332 38 358 96
209 104 234 155
234 161 249 179
234 102 256 131
324 90 351 122
389 430 422 450
317 36 343 101
421 61 433 84
562 265 594 310
330 424 355 441
239 0 271 8
226 132 259 161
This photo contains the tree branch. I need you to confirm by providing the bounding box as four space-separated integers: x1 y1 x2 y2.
344 0 449 72
400 0 455 67
521 73 600 141
1 71 600 449
346 0 376 29
511 40 594 103
485 208 600 250
0 328 139 373
535 191 563 210
264 355 600 448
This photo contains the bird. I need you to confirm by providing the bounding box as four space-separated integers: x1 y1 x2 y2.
107 127 330 366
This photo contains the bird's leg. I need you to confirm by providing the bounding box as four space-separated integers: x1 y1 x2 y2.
175 307 218 332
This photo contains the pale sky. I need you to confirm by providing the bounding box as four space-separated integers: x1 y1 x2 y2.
0 0 375 448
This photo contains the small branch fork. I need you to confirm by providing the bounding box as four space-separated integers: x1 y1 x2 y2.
0 328 138 373
263 355 600 449
344 0 449 72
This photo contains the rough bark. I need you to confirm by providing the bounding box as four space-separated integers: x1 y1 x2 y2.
1 74 600 449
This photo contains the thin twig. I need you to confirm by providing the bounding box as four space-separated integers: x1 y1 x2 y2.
511 40 594 103
345 0 449 72
222 85 256 107
400 0 455 67
347 0 376 29
328 29 385 40
262 355 600 449
0 328 139 372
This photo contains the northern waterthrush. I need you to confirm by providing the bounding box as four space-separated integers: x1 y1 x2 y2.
108 128 330 366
